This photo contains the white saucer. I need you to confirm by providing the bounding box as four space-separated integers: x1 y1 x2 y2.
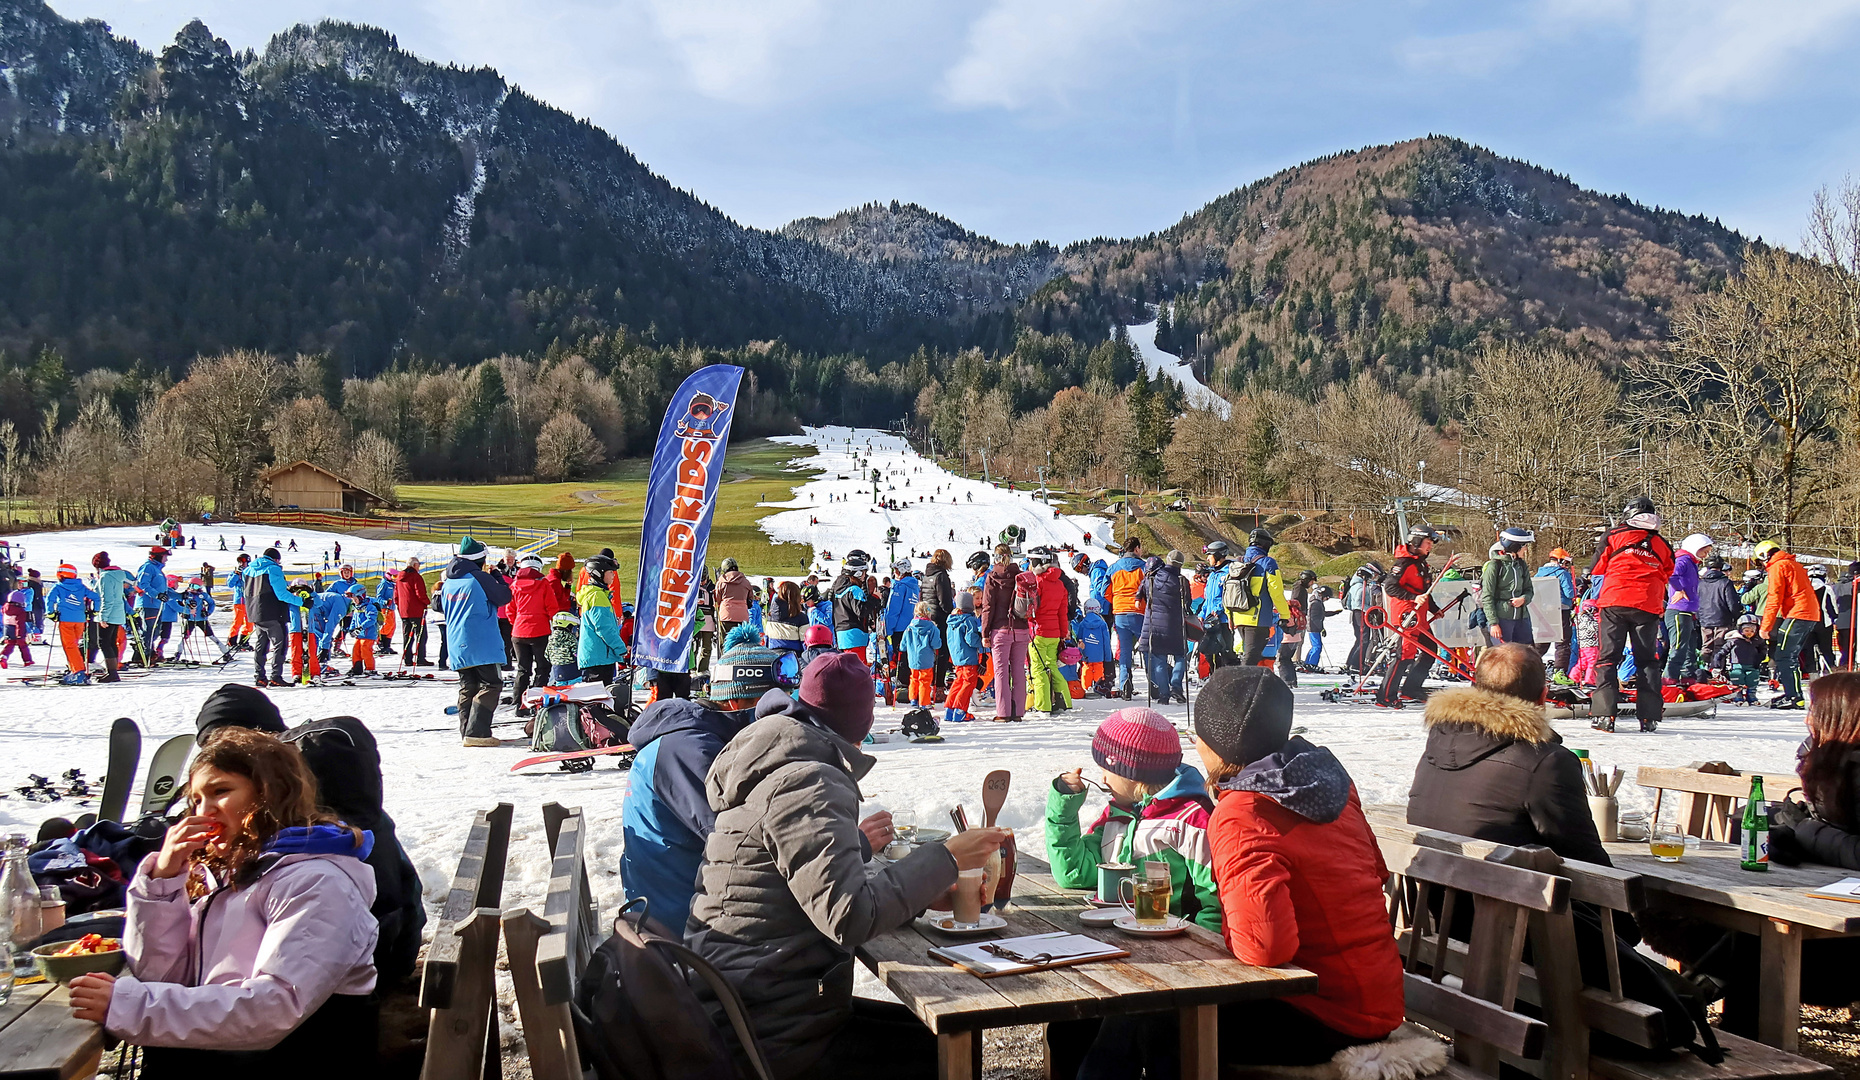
1083 893 1121 908
918 911 1007 936
1113 914 1188 936
1078 907 1124 928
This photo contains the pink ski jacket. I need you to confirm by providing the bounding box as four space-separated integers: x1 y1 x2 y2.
106 847 378 1050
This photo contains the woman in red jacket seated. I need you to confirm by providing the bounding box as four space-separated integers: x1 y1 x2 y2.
1193 664 1403 1064
1066 665 1404 1078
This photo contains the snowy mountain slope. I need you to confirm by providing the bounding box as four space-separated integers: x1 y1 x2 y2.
1128 319 1231 418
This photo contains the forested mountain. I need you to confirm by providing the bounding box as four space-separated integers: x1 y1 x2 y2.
2 1 1755 426
1035 137 1750 416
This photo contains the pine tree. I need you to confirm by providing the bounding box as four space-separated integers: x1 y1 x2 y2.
1154 304 1174 354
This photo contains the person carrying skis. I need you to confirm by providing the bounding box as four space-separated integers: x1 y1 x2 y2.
1755 538 1820 709
47 564 99 675
134 547 172 663
226 554 253 651
178 578 231 664
1588 497 1676 731
1378 525 1457 708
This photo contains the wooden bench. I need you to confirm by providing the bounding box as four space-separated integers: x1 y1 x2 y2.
419 802 513 1080
1638 765 1801 842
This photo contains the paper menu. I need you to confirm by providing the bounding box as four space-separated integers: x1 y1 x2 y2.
1808 878 1860 903
928 931 1127 976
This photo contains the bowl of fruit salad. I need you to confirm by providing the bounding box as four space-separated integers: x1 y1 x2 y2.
33 933 126 984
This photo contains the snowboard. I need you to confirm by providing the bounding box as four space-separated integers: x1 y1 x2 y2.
138 734 195 819
509 744 637 772
97 717 142 823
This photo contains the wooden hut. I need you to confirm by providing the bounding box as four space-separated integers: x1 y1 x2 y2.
260 460 387 515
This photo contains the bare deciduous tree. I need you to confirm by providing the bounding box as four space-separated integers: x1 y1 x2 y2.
348 431 406 504
534 412 606 482
163 351 291 515
268 397 349 471
1301 374 1440 544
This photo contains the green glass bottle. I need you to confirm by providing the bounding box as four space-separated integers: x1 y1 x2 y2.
1741 775 1769 872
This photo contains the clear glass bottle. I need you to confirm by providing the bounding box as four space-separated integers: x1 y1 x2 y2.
3 834 42 990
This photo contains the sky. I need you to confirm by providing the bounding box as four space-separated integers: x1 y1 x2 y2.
48 0 1860 248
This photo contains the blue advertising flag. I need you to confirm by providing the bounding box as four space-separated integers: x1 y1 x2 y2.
632 365 746 671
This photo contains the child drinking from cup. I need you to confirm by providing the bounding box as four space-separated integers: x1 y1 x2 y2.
1043 707 1222 931
67 727 380 1075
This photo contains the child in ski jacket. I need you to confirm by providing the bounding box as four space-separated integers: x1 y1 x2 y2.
2 586 30 667
1724 618 1768 704
348 597 380 674
48 567 99 674
70 728 377 1072
576 580 627 675
1045 708 1223 932
1076 598 1112 688
545 612 581 685
944 594 985 724
902 602 943 707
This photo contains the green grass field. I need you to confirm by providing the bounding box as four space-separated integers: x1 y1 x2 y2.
394 438 818 592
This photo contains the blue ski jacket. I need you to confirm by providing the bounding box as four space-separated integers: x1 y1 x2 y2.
575 582 627 668
884 574 920 636
225 567 245 606
47 579 98 622
441 557 514 670
902 616 942 670
375 576 395 607
96 569 130 626
332 575 364 598
135 558 169 611
158 589 181 623
1076 610 1112 663
1089 560 1111 613
946 611 984 667
352 597 380 640
620 698 758 933
308 591 349 640
181 590 215 622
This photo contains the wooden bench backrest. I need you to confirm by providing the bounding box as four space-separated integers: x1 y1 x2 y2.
1381 836 1567 1077
505 802 599 1080
1638 766 1800 842
419 802 513 1080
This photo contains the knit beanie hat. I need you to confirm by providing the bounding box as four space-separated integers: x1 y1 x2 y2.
458 536 487 560
804 623 834 647
1092 708 1183 786
92 552 111 570
1192 665 1294 768
1167 549 1185 567
263 547 281 560
195 683 286 745
799 651 875 742
955 590 975 612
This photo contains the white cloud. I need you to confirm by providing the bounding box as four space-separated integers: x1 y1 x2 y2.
1633 0 1860 117
1398 28 1527 79
640 0 829 102
940 0 1157 111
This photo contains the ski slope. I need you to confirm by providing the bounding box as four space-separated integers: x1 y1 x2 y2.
0 426 1813 1049
1128 319 1231 418
2 523 461 584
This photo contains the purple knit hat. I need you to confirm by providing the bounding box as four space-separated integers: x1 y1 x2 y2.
1091 708 1183 787
800 651 876 743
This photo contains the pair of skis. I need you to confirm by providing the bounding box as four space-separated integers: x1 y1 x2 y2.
95 718 195 824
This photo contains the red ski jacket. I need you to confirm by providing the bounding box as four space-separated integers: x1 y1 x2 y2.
510 567 573 638
395 569 430 620
1210 782 1405 1039
1590 527 1675 615
1031 566 1070 639
1382 545 1434 629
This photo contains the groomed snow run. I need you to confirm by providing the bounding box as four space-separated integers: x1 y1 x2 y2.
1128 319 1231 419
0 426 1811 1041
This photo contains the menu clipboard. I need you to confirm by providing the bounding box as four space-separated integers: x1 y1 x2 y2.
927 930 1130 979
1808 877 1860 904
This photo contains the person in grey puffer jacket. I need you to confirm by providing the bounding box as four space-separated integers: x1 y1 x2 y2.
686 652 1009 1079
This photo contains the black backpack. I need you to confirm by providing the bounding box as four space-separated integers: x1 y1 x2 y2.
572 898 774 1080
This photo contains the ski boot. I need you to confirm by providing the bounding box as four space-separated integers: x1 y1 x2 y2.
1590 715 1615 733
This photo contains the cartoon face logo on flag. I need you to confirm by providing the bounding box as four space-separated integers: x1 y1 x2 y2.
632 366 745 671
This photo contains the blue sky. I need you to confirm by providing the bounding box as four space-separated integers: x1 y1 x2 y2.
56 0 1860 248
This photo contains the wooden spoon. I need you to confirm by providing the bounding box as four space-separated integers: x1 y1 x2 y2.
981 770 1015 912
982 770 1011 827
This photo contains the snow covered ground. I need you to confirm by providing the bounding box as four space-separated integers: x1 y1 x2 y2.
0 427 1813 979
1 523 462 585
1128 319 1231 418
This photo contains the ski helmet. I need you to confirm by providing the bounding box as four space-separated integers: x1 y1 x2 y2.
1623 496 1660 529
1407 524 1440 546
1203 540 1230 559
1809 563 1828 580
1248 528 1275 550
1737 613 1759 627
966 551 990 574
1753 539 1784 564
892 557 912 575
1071 552 1091 573
1297 569 1317 583
1705 554 1726 571
1499 527 1534 553
1027 546 1056 566
1742 569 1764 583
842 549 872 572
1358 560 1385 578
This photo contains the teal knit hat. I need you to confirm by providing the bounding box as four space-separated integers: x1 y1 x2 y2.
458 535 487 560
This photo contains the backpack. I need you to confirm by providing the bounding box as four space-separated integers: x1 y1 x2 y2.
531 700 633 754
1221 563 1257 612
1012 572 1040 620
572 898 774 1080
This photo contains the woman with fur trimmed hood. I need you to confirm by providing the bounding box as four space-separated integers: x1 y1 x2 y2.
1405 644 1611 868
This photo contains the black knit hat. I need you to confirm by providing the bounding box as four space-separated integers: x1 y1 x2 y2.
196 683 286 745
1192 666 1294 768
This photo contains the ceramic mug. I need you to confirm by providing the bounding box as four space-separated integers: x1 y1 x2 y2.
1096 862 1134 902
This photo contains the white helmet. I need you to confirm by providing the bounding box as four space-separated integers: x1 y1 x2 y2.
1680 533 1713 556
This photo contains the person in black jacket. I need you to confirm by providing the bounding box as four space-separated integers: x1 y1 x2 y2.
922 550 957 686
1406 644 1611 868
1696 555 1744 675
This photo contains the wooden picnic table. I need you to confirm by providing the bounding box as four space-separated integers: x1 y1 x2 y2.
1602 837 1860 1054
0 979 103 1080
856 854 1318 1080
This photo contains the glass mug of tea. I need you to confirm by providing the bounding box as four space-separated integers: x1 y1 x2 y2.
1649 823 1686 862
1118 860 1174 925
